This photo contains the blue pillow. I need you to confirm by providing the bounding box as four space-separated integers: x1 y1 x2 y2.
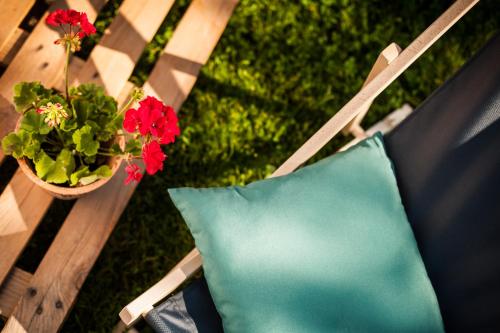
169 133 444 333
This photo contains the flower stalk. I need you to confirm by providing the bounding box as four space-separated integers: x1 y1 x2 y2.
64 42 71 102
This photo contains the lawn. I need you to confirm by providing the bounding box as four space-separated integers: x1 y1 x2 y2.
5 0 499 332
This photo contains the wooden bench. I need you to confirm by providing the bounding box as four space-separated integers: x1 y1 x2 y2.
0 0 238 331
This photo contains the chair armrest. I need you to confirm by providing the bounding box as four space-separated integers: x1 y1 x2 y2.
119 248 202 326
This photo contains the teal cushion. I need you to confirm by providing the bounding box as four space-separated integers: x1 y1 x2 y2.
168 133 444 333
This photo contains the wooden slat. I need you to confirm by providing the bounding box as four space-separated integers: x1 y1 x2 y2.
0 0 107 287
0 28 29 67
4 0 238 331
0 0 174 290
0 0 34 55
74 0 175 97
0 0 106 163
0 268 32 319
0 169 52 286
143 0 238 107
343 43 402 137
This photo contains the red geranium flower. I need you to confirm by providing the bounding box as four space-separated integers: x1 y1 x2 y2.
46 9 96 40
124 164 143 185
123 96 180 144
78 13 97 38
142 140 166 175
123 108 141 133
159 105 180 144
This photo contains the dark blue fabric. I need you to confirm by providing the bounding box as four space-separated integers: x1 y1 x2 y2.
385 34 500 331
145 277 222 333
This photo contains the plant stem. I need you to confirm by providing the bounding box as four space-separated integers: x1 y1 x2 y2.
64 42 71 102
116 94 136 117
97 152 115 157
54 127 66 146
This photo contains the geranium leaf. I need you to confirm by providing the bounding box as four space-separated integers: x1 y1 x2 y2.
20 110 51 135
1 133 23 158
13 82 52 113
35 149 75 184
18 130 41 159
69 165 112 186
35 150 55 179
60 118 78 132
71 99 91 125
72 125 99 156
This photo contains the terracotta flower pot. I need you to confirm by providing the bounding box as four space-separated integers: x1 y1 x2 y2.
15 118 124 200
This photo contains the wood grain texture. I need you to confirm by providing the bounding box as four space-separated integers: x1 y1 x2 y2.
4 0 237 330
119 0 479 324
0 0 106 164
0 268 32 319
0 0 34 54
75 0 175 97
0 28 29 66
143 0 239 108
0 0 172 288
0 0 106 288
0 169 52 286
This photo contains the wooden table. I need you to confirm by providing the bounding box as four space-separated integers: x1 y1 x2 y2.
0 0 238 331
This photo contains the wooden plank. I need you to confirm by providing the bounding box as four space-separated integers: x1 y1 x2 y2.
74 0 176 97
119 0 479 325
143 0 239 107
0 0 34 55
4 0 238 331
343 43 401 137
0 0 107 163
0 169 52 287
0 0 107 287
0 268 32 319
0 0 173 289
0 28 29 67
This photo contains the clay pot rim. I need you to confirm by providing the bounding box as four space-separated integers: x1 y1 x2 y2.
15 117 124 198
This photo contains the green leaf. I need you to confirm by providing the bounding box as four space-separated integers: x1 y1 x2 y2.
124 139 141 155
2 130 42 159
20 110 52 135
60 118 78 132
71 99 91 125
13 82 50 113
72 125 99 156
35 149 75 184
1 133 23 158
18 130 41 159
69 165 112 186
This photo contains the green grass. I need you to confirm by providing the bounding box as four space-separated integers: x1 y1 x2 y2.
5 1 499 332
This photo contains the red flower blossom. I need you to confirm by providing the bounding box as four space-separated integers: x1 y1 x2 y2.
137 96 164 136
142 141 166 175
124 164 143 185
123 108 141 133
159 105 180 144
78 13 97 38
123 96 180 144
45 9 96 39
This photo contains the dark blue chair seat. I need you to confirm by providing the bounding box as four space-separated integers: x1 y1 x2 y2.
145 34 500 333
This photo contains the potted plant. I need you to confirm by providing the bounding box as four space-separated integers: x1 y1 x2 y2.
1 9 180 200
